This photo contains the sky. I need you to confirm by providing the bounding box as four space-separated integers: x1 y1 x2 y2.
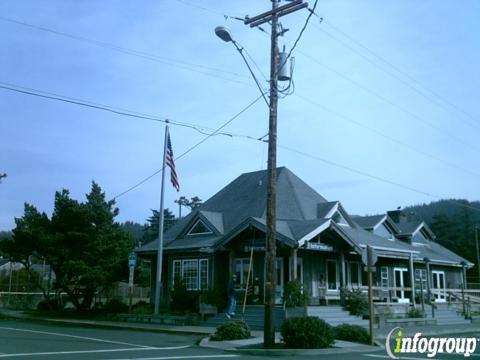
1 0 479 230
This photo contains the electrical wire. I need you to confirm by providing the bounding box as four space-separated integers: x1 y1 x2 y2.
296 50 480 154
0 16 251 86
3 81 479 213
322 19 480 130
113 94 264 199
0 81 247 139
307 15 480 133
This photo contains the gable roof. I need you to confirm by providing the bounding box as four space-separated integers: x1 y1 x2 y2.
136 168 469 267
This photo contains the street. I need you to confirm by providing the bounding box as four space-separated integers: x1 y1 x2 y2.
0 319 479 359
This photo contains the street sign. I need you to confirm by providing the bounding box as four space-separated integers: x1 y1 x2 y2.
128 252 137 267
361 247 378 266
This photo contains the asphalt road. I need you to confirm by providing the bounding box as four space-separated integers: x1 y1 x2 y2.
0 318 479 359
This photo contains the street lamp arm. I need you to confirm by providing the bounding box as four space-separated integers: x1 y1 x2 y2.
231 41 270 108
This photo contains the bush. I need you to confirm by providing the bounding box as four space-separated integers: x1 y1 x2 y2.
132 301 153 315
37 297 63 311
341 288 368 316
170 276 199 313
407 308 425 318
103 299 128 314
284 280 309 308
210 321 250 341
281 316 334 349
334 323 369 344
200 287 226 310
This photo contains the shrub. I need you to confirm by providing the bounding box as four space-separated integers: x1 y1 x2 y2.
210 321 250 341
36 297 63 311
103 299 128 314
342 288 368 316
281 316 334 349
334 323 369 344
407 308 425 318
200 287 226 310
132 301 153 315
284 280 309 308
170 276 199 313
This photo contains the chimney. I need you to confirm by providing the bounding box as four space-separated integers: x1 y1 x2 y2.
387 209 407 224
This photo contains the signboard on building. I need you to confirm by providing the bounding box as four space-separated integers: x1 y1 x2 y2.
305 242 334 252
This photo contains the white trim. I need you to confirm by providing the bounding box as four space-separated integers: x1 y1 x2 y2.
371 215 388 230
410 222 424 237
325 202 339 219
298 220 331 246
359 244 419 254
187 219 213 236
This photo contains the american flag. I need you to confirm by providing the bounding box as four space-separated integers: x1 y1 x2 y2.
166 131 180 192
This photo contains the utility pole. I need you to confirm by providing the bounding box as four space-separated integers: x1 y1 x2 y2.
475 224 480 284
244 0 308 348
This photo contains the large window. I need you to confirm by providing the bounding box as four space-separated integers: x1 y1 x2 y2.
235 258 252 288
347 262 361 287
326 260 338 290
172 258 209 290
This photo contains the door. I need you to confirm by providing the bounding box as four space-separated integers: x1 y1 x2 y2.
275 258 284 304
432 271 446 302
326 260 338 291
394 268 409 303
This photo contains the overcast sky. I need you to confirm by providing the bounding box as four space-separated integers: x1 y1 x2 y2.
1 0 479 230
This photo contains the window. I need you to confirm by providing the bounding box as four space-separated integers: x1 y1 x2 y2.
200 259 208 290
235 258 252 288
415 269 427 290
172 258 209 290
348 262 361 287
183 260 198 290
332 211 349 226
380 266 389 288
374 224 394 241
187 219 213 236
326 260 338 290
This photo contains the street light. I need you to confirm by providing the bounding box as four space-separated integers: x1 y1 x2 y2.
214 26 269 107
214 26 233 43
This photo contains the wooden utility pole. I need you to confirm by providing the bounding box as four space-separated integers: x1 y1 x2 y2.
475 225 480 284
367 245 374 345
244 0 308 348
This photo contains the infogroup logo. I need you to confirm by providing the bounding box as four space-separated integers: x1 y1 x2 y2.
385 327 478 358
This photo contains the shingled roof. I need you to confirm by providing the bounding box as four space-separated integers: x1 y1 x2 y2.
136 167 471 266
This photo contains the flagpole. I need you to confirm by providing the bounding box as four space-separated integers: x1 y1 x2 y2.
154 124 169 315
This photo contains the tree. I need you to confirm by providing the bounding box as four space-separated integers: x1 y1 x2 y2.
0 182 134 311
142 208 176 244
174 196 189 218
186 196 203 210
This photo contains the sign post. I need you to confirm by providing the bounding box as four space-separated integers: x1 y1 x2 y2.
128 253 137 313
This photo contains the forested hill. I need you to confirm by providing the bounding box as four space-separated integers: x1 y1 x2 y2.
401 199 480 282
402 199 480 224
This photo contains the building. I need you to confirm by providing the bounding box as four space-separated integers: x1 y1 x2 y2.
136 167 473 309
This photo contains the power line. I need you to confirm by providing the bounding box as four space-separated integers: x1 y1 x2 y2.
322 19 480 130
113 94 264 199
0 16 252 86
307 16 480 133
4 78 479 188
295 93 480 178
276 144 480 213
0 81 254 139
296 50 480 155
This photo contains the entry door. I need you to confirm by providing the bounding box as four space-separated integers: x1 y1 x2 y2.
432 271 446 302
394 268 409 303
275 258 284 304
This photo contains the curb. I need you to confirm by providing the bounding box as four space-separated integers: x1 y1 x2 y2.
199 336 378 355
0 310 211 336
